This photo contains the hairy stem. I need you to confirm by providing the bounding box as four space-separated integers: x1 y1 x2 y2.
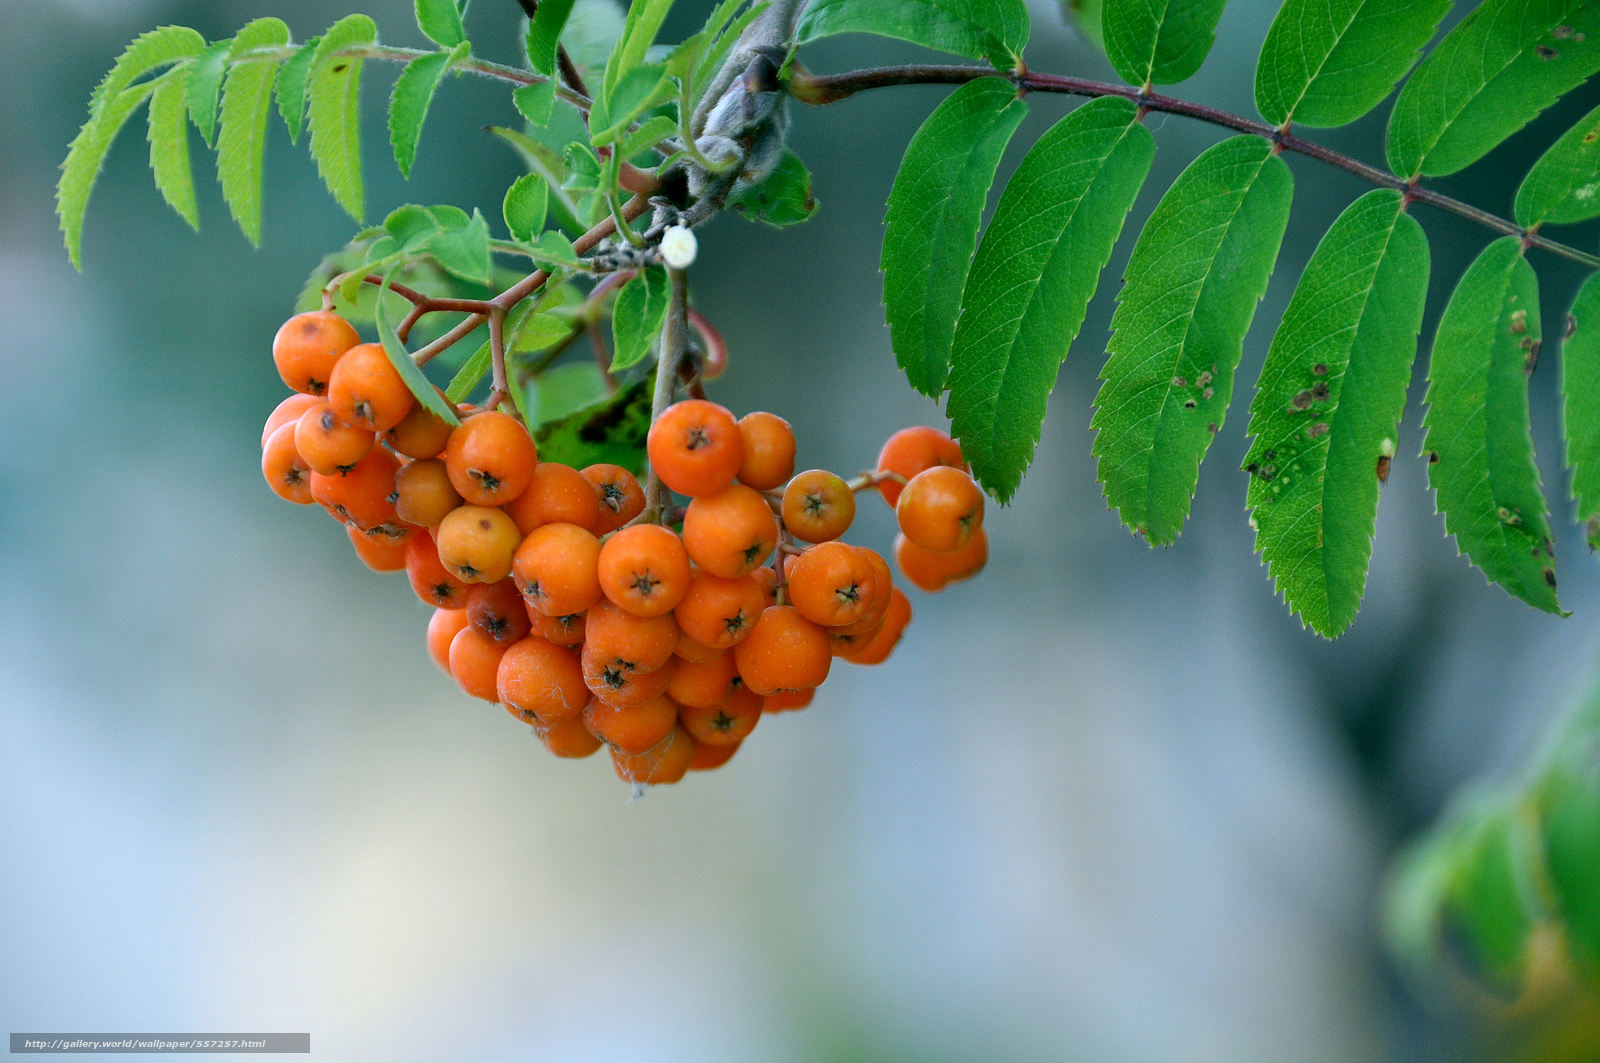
792 64 1600 272
641 267 692 522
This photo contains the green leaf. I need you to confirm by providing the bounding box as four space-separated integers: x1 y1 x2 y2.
945 96 1155 502
1243 190 1430 637
90 26 206 118
375 274 462 427
1103 0 1227 86
275 39 319 144
883 77 1028 396
1092 136 1293 544
426 208 492 285
60 77 164 269
512 313 577 353
529 361 609 426
503 173 550 242
307 15 377 221
1063 0 1106 51
533 372 653 473
183 39 231 149
1538 743 1600 971
147 75 199 231
526 0 578 76
1422 237 1561 612
590 62 668 145
611 265 670 372
416 0 468 48
616 115 678 161
216 18 290 247
1443 800 1546 990
728 148 819 227
514 81 557 127
1386 0 1600 178
796 0 1030 68
1254 0 1450 127
692 2 766 95
447 339 493 402
1516 102 1600 227
529 230 584 268
605 0 674 103
1562 272 1600 550
389 44 465 177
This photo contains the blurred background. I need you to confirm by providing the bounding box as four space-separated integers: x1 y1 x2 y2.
4 0 1600 1059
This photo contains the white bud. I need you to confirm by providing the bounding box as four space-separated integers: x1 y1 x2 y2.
661 225 698 270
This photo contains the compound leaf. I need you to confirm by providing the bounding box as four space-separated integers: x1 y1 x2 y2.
795 0 1030 69
611 265 670 372
1562 271 1600 549
946 96 1155 502
1103 0 1227 86
415 0 468 48
90 25 206 118
60 77 164 269
307 14 377 221
1422 236 1561 612
217 18 291 246
1516 102 1600 227
1092 135 1293 545
1243 190 1430 637
1255 0 1450 127
883 77 1028 396
389 43 466 177
526 0 577 75
147 74 199 231
275 39 318 143
184 39 231 149
1387 0 1600 178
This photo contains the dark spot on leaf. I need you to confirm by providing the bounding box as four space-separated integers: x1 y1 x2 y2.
1183 399 1197 409
1376 454 1390 483
1428 451 1440 464
1207 423 1218 435
1510 309 1527 334
1264 451 1276 461
1197 370 1213 387
332 62 348 73
1567 314 1579 340
1525 340 1541 376
1201 387 1213 400
1537 45 1558 59
1245 461 1259 474
1555 24 1574 38
1307 422 1330 439
1312 363 1328 376
1171 375 1187 387
1291 389 1313 410
1311 383 1330 402
1545 569 1558 588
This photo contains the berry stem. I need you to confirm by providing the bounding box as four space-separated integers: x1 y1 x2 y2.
488 305 512 413
846 470 905 493
789 63 1600 272
639 266 693 524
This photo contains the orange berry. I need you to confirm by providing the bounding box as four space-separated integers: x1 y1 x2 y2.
782 469 856 543
434 505 521 584
582 464 645 534
406 531 469 608
262 423 314 504
449 625 510 701
894 529 987 591
537 713 604 758
896 466 985 553
673 570 766 650
610 724 693 785
732 605 832 695
786 541 878 628
505 461 601 535
384 396 455 459
585 601 679 673
678 695 761 746
529 608 587 647
582 643 675 707
328 342 415 432
585 694 679 754
497 636 589 724
841 587 912 665
682 483 779 578
311 447 401 531
736 411 796 491
665 651 740 708
647 399 743 497
262 393 321 448
466 578 533 646
750 565 781 607
426 607 469 673
445 411 538 507
830 547 895 636
392 458 464 527
346 524 408 571
597 523 692 617
273 310 360 395
294 398 374 475
673 630 724 663
763 689 814 712
688 738 742 771
512 523 603 617
875 425 966 508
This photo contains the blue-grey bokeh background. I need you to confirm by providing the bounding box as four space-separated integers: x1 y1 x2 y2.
4 1 1600 1059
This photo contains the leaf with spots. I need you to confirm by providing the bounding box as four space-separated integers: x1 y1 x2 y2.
1562 271 1600 550
532 372 652 474
1254 0 1449 128
1515 101 1600 227
1092 135 1293 545
883 77 1028 397
1244 190 1430 638
1422 237 1561 612
1103 0 1227 86
1386 0 1600 178
945 96 1155 503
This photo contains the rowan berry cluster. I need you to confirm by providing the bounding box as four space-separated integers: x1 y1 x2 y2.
260 309 987 788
